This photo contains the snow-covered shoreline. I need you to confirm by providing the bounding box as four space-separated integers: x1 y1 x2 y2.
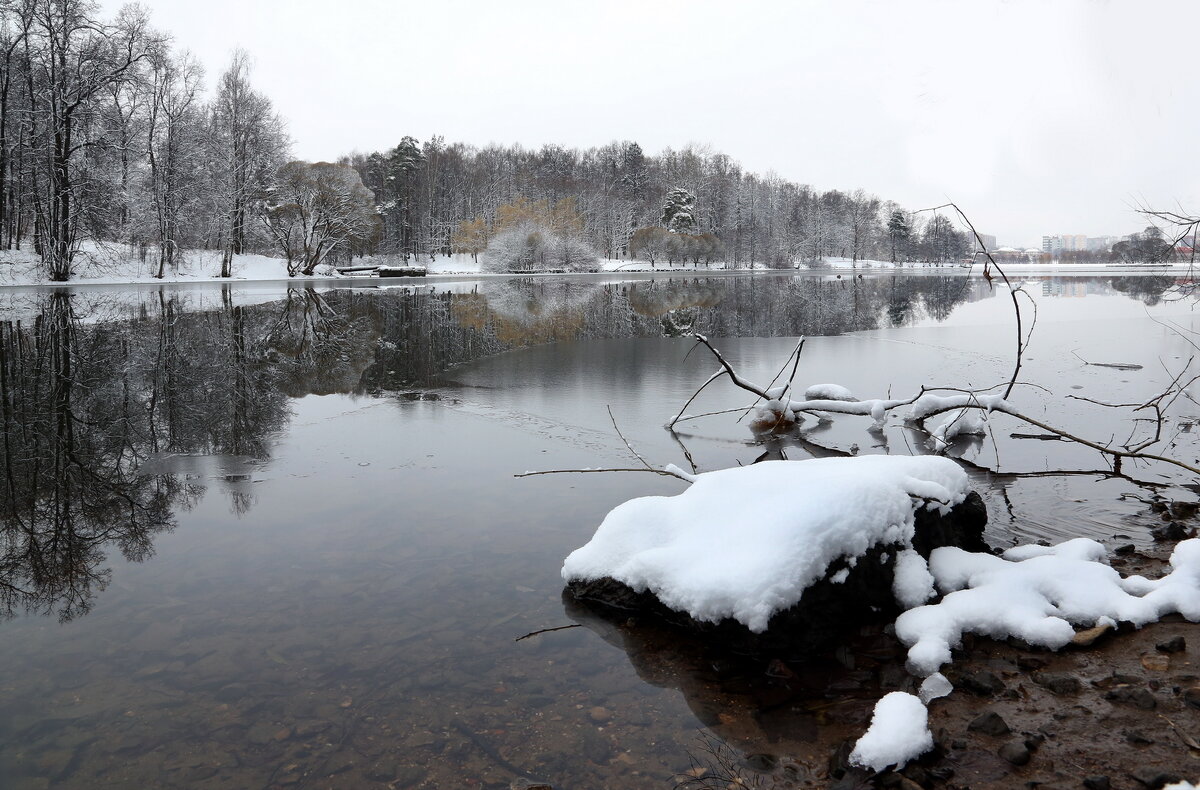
1 246 1192 289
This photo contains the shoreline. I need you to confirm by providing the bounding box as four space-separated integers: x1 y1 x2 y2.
0 260 1193 291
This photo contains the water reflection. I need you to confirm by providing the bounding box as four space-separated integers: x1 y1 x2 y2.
565 592 902 785
0 273 1183 626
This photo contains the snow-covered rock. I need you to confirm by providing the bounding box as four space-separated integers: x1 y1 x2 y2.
562 456 988 651
849 691 933 771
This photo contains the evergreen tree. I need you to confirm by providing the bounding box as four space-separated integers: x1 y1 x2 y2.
886 209 912 263
661 187 697 234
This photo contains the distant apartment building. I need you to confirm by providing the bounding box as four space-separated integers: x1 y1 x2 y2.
966 233 998 252
1086 236 1115 252
1042 234 1088 253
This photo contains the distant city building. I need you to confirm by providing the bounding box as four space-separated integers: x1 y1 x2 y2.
1042 234 1089 253
966 233 997 252
1086 236 1115 252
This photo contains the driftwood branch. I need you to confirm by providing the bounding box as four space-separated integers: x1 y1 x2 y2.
916 202 1024 398
515 466 694 482
514 624 582 642
674 328 1200 479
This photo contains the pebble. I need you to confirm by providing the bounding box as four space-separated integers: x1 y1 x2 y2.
1156 635 1186 653
1071 622 1115 647
1033 672 1081 695
967 710 1011 736
1140 653 1170 672
1183 686 1200 709
1130 769 1183 789
1105 686 1156 710
998 740 1031 766
959 669 1006 696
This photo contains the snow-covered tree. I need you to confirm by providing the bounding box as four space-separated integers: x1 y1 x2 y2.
661 187 697 234
210 51 287 277
147 50 205 277
261 161 380 276
886 208 913 263
481 221 597 273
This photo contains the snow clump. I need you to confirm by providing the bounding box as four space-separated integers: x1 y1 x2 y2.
892 548 936 608
562 455 969 633
804 383 856 401
849 692 933 771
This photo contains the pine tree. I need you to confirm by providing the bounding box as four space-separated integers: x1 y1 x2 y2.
886 209 912 263
661 187 697 234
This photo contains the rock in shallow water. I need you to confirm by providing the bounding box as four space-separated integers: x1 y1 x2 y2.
564 491 988 658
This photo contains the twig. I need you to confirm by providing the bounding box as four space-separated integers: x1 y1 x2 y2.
515 466 693 481
917 202 1024 398
667 368 727 429
514 624 582 642
608 405 654 473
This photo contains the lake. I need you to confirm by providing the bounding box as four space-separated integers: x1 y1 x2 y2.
0 271 1196 789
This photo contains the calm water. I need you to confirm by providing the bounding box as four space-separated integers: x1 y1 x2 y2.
0 272 1197 788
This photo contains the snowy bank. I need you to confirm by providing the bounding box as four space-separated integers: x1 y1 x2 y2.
562 456 985 642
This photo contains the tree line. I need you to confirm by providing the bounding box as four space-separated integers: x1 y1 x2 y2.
343 137 979 269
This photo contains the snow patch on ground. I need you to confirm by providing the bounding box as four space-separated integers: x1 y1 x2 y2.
849 692 933 771
896 537 1200 676
561 455 968 633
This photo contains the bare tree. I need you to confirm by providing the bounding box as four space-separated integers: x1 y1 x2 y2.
260 160 380 276
25 0 157 280
210 50 286 277
146 49 202 277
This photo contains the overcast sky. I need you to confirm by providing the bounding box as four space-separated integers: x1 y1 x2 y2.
104 0 1199 247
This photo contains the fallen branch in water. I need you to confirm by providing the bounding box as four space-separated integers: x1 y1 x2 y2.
514 623 582 642
515 465 695 482
671 333 1200 479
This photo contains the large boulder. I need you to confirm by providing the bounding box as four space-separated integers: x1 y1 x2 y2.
565 487 988 659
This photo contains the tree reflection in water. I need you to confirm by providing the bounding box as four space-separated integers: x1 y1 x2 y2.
0 273 1165 626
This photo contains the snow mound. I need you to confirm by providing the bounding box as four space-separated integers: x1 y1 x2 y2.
849 692 933 771
896 537 1200 675
804 383 856 401
561 456 969 633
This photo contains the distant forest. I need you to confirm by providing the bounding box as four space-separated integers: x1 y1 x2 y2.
338 137 976 268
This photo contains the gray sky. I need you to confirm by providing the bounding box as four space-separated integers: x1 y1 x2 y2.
108 0 1199 247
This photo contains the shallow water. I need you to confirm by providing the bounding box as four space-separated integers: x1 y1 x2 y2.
0 272 1197 788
